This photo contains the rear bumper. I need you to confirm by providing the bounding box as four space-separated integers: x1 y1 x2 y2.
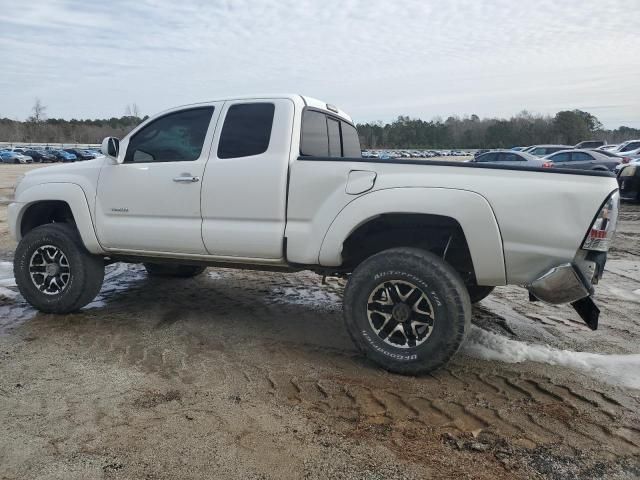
527 263 592 305
527 262 601 330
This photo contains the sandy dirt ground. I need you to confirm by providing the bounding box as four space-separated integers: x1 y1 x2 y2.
0 164 639 479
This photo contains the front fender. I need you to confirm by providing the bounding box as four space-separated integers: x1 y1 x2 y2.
318 187 506 285
10 183 105 254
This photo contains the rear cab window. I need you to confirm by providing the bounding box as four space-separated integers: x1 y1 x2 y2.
300 109 361 158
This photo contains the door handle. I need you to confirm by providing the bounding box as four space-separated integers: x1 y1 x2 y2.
173 175 200 183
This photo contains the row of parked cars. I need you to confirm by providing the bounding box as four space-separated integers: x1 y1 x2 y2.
471 140 640 202
362 149 470 159
0 146 102 164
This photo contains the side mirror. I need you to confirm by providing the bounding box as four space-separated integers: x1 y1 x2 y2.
101 137 120 161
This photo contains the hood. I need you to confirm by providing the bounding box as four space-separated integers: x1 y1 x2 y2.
15 157 107 200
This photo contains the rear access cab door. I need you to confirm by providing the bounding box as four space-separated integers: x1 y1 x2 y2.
200 98 295 260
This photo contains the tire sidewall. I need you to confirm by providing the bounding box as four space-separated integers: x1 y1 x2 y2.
14 225 89 312
344 250 469 373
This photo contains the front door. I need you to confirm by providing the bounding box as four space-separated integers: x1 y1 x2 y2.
95 104 222 254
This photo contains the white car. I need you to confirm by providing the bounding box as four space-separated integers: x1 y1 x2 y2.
8 94 619 374
615 140 640 154
13 153 33 164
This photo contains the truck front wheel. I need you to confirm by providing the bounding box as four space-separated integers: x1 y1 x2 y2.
14 223 105 313
143 263 206 278
343 247 471 375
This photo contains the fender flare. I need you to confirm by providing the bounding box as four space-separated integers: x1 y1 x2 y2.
318 187 506 285
12 183 105 254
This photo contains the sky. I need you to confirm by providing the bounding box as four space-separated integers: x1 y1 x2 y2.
1 0 639 128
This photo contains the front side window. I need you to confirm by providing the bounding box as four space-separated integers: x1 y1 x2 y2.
125 107 214 163
217 103 275 159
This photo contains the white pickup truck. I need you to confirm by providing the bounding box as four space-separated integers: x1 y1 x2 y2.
9 94 619 374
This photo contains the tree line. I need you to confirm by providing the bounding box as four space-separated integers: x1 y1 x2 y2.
357 110 640 149
0 100 147 145
1 100 638 149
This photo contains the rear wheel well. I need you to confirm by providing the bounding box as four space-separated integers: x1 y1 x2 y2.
341 213 476 285
20 201 76 238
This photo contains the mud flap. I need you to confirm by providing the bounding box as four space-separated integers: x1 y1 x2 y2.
571 296 600 330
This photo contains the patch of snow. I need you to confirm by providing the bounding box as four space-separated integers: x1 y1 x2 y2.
0 261 13 278
463 326 640 390
0 262 16 288
207 270 223 280
604 286 640 303
0 286 18 300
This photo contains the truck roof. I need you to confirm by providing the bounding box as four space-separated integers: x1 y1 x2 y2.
176 94 353 124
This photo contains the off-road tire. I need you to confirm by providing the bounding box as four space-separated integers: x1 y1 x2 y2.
343 247 471 375
144 263 206 278
467 285 495 304
14 223 105 313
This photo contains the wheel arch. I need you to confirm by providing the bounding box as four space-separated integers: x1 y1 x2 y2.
12 183 105 254
319 187 506 285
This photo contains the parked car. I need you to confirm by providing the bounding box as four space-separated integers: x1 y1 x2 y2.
8 94 619 375
617 147 640 157
0 151 20 163
470 150 549 167
49 149 77 162
615 140 640 154
0 151 33 163
544 149 620 171
598 144 619 152
574 140 606 149
23 149 56 163
525 144 572 156
617 163 640 202
64 148 95 160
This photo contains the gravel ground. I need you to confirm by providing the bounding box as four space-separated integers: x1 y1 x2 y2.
0 163 638 479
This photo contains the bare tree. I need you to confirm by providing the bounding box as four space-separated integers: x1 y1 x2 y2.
124 103 141 118
29 98 47 123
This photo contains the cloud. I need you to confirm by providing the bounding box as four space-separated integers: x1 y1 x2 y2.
0 0 638 127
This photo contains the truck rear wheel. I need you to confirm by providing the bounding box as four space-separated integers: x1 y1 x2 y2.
343 247 471 375
144 263 206 278
14 223 105 313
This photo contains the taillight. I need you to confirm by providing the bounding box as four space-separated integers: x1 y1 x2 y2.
622 157 630 164
542 161 553 168
582 192 619 252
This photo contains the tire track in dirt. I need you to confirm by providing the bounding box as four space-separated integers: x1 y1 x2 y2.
9 260 640 468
